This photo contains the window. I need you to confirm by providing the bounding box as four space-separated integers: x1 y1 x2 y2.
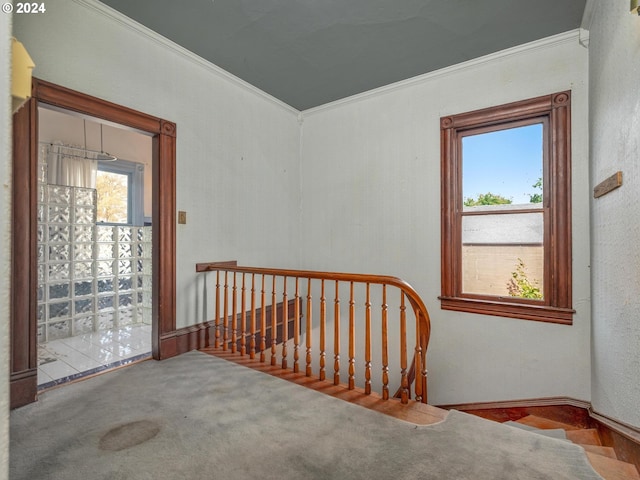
440 92 574 324
96 159 144 226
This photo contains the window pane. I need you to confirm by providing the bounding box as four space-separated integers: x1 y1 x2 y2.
462 213 544 299
96 171 128 223
462 124 543 211
463 210 543 244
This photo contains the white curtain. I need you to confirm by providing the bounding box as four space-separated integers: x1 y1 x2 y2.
47 141 98 188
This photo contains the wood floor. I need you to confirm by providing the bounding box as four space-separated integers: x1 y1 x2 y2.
201 348 639 480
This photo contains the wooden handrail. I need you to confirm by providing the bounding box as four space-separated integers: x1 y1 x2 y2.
196 262 431 404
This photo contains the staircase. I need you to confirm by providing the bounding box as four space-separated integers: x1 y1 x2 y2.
195 263 432 404
503 415 640 480
195 264 640 478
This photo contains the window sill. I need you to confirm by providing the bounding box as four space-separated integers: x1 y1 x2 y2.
439 296 575 325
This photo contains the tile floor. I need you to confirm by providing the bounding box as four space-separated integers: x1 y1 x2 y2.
38 323 152 389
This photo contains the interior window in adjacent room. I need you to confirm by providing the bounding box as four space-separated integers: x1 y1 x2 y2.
96 159 144 226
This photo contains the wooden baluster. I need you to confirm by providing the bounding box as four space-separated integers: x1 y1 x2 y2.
260 275 266 363
214 270 221 349
223 271 229 351
364 283 372 395
422 331 429 404
271 276 277 366
333 281 340 386
412 312 422 402
240 273 246 356
415 309 424 404
319 280 326 381
282 277 288 370
231 272 237 353
250 274 256 359
348 282 355 390
400 293 409 404
293 278 300 373
305 278 313 377
381 285 389 400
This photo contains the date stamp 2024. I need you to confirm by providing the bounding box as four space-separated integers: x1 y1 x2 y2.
3 2 47 14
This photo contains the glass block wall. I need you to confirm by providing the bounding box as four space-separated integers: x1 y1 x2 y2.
37 151 152 344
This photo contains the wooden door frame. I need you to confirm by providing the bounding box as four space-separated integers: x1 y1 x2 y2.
11 79 177 408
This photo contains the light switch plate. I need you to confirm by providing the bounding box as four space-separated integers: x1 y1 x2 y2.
178 211 187 224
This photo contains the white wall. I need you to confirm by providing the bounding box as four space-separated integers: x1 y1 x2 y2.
300 32 591 406
588 0 640 428
13 0 302 329
0 10 11 480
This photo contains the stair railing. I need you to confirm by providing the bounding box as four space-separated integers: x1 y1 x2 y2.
196 262 431 404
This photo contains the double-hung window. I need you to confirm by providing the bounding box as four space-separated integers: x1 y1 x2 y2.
440 92 574 324
96 159 144 226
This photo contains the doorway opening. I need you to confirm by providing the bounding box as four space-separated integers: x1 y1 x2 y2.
36 106 153 388
11 79 177 408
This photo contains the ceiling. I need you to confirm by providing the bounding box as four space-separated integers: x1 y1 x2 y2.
100 0 587 111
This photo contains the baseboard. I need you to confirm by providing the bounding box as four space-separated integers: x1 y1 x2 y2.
590 409 640 471
438 396 640 471
590 410 640 444
174 323 215 356
165 298 302 358
10 370 38 409
156 334 174 358
440 396 591 412
439 396 592 428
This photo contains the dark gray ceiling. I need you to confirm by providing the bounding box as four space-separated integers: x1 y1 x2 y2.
100 0 586 110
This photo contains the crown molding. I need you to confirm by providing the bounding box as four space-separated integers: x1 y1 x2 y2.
579 0 596 47
72 0 300 116
303 29 581 117
581 0 597 32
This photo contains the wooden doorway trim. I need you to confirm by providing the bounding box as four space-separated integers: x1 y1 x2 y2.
11 79 177 408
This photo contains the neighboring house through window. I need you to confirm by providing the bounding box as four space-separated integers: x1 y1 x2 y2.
440 92 574 324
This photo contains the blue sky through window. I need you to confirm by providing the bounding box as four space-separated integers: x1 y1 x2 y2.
462 123 543 205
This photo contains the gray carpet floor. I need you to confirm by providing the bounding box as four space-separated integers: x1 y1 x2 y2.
10 351 602 479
